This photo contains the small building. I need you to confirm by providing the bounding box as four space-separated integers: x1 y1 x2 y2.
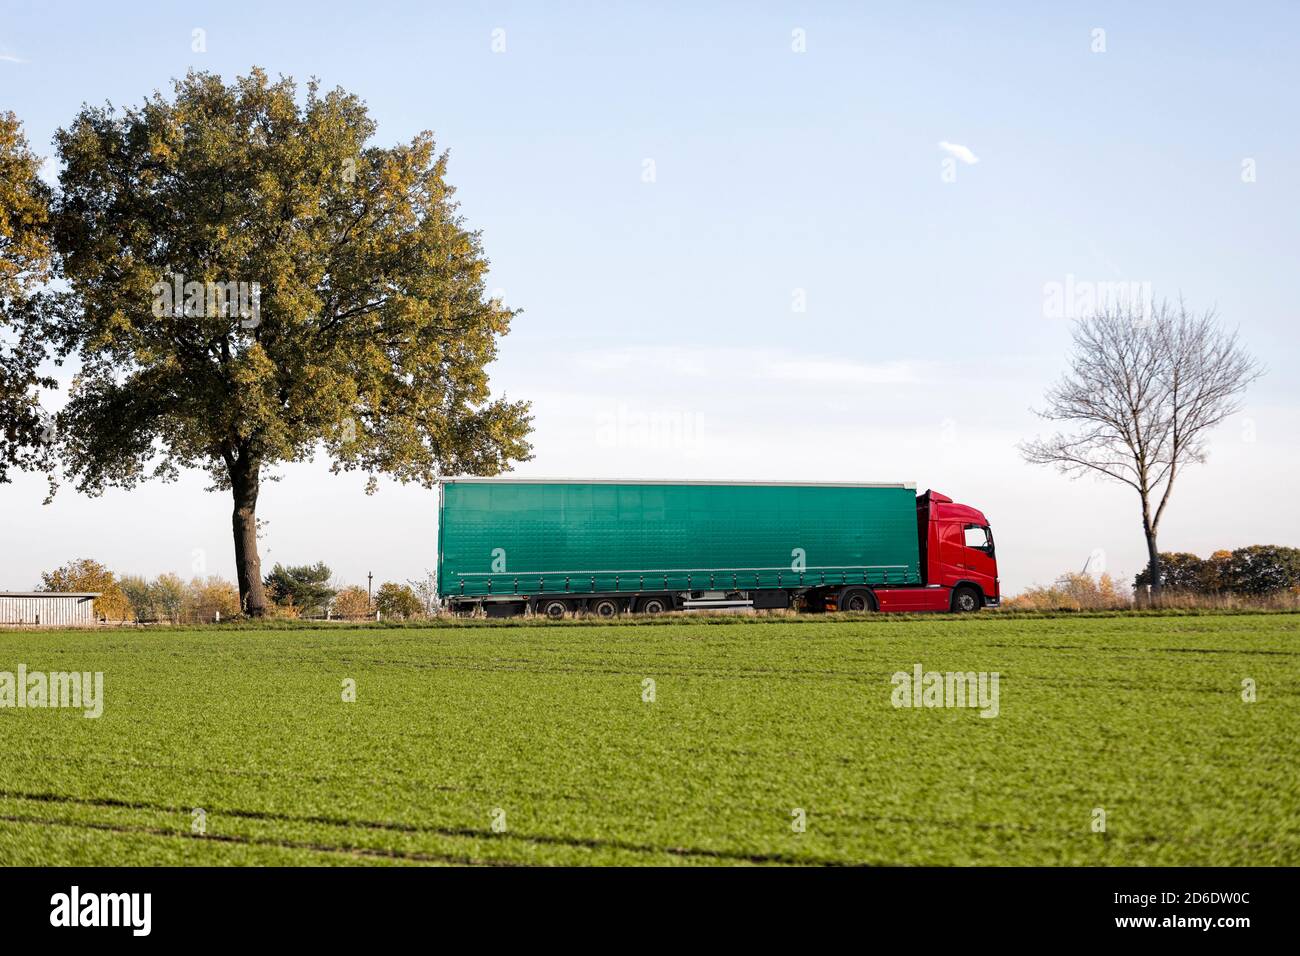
0 592 101 628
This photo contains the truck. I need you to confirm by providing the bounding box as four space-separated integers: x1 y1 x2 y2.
437 479 998 617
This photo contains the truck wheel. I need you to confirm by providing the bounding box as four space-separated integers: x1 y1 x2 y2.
538 599 570 620
590 597 621 619
636 596 669 614
838 587 875 612
951 586 981 613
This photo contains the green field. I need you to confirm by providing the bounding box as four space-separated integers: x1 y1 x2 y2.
1 612 1297 865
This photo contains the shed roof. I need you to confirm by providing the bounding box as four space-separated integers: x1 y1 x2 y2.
0 592 102 598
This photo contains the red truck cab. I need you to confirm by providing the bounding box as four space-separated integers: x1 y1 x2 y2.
919 489 998 610
857 489 999 613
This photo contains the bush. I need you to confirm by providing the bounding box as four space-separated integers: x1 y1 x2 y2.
183 576 241 623
1147 590 1300 611
407 572 437 616
374 582 423 620
1226 545 1300 596
1003 573 1130 611
117 574 154 622
1135 552 1205 592
262 602 302 620
149 573 186 624
1135 546 1300 596
113 572 208 623
39 558 132 621
332 585 372 619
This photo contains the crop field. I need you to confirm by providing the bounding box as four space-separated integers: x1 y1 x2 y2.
1 612 1297 866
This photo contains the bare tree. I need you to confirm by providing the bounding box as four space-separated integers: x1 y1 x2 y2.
407 570 438 615
1021 301 1261 598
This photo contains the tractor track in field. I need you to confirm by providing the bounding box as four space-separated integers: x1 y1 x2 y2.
250 655 883 682
0 813 506 866
980 642 1300 657
3 800 1291 866
3 752 490 793
119 652 880 683
4 788 1293 862
109 658 1300 698
0 790 849 866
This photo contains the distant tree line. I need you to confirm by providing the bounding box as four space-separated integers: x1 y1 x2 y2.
1134 546 1300 596
41 558 239 623
260 562 431 619
37 557 436 623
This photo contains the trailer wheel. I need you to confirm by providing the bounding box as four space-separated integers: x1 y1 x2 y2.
590 597 621 619
539 599 570 620
636 596 669 615
838 587 876 612
951 586 981 613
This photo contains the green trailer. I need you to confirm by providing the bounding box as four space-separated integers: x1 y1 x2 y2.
437 479 923 617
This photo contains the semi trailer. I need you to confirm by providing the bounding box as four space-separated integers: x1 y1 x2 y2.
437 479 998 616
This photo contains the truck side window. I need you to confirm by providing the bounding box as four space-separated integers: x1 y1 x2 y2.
963 525 991 551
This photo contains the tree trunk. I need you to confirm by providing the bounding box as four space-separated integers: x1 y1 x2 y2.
1145 530 1162 600
230 456 267 616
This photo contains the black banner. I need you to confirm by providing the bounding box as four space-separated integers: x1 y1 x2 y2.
0 866 1288 942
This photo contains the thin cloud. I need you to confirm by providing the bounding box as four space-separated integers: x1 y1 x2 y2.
568 346 931 387
762 356 921 386
938 141 979 165
0 53 28 64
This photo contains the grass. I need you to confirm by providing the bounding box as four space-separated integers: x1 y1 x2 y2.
1 611 1297 865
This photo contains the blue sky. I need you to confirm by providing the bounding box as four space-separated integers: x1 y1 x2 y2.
2 1 1297 594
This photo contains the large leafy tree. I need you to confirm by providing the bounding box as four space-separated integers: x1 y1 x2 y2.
35 70 531 614
39 557 132 621
0 111 56 484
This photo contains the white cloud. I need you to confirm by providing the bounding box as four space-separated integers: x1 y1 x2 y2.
0 53 28 64
938 141 980 164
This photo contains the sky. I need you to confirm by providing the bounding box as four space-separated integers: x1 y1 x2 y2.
2 1 1297 596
